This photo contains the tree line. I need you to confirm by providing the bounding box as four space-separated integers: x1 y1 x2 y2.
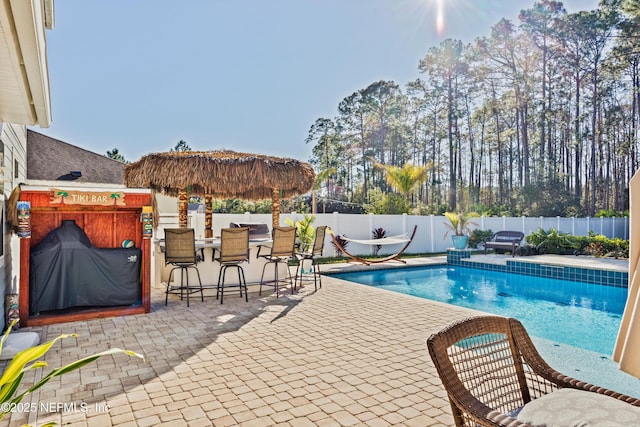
305 0 640 218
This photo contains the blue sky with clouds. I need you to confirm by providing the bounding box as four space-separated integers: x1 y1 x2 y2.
37 0 599 163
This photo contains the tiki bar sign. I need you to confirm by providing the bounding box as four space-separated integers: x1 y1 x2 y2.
50 189 126 206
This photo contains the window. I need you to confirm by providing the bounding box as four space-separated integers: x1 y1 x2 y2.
14 159 18 179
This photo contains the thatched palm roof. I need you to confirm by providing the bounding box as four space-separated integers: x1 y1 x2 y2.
124 150 315 199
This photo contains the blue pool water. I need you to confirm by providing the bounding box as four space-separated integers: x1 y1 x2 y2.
333 265 627 355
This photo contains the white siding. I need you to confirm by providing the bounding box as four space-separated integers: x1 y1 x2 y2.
0 123 27 331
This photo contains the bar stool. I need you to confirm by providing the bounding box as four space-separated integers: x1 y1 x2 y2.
257 226 296 298
213 227 250 304
164 228 203 307
294 225 327 291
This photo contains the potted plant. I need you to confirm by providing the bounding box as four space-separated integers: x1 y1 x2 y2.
285 214 316 252
285 214 318 276
443 211 479 249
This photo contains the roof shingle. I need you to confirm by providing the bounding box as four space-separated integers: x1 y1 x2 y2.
27 130 125 184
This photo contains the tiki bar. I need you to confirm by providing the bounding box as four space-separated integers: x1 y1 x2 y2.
11 150 314 325
11 185 153 326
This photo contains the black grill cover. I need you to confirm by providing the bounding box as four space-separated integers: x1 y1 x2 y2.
229 222 270 239
30 220 141 314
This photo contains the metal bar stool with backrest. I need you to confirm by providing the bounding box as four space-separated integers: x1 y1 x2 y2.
213 227 250 304
294 225 327 291
257 226 296 298
164 228 203 307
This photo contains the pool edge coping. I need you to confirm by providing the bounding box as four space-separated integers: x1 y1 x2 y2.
322 253 629 288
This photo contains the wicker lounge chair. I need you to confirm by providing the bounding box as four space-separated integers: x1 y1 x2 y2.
427 315 640 426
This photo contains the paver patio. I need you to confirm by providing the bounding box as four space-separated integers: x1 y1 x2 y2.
2 257 481 426
6 253 628 426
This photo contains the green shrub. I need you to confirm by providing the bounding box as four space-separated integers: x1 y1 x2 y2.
577 232 629 258
594 209 628 218
469 229 493 249
526 228 628 258
364 189 410 214
525 228 580 254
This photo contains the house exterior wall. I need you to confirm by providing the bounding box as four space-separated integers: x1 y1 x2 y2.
0 123 27 331
0 0 53 332
0 0 53 127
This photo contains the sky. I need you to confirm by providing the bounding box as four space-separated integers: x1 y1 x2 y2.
36 0 600 164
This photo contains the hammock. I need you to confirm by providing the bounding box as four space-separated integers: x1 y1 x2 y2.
329 225 418 265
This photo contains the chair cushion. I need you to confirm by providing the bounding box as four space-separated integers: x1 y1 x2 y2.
516 388 640 427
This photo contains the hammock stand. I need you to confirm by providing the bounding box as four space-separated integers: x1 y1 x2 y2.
329 225 418 265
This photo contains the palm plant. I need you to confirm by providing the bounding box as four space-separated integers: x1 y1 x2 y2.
442 211 479 238
377 162 429 211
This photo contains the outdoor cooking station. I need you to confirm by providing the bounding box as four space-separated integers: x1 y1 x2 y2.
15 185 153 326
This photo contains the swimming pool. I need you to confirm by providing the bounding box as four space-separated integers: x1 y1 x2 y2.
332 265 627 355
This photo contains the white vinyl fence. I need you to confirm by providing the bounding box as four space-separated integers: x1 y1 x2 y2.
158 212 629 257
